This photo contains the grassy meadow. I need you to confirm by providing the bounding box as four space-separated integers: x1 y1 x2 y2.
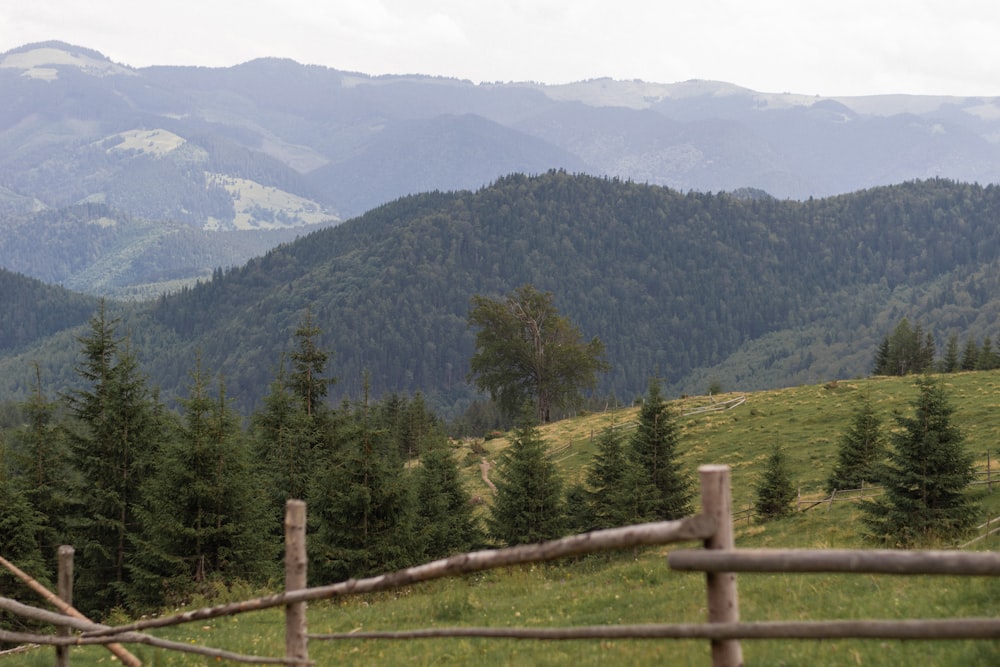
8 372 1000 665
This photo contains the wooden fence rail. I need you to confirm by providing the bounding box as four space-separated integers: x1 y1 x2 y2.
3 463 998 666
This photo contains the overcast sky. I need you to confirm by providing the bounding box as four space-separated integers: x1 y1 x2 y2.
2 1 999 97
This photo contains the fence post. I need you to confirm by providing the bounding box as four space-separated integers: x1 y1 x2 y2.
285 499 308 666
699 464 744 667
56 545 74 667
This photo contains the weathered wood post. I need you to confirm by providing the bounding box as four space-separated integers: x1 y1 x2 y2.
988 450 992 492
699 464 744 667
285 499 308 665
56 545 74 667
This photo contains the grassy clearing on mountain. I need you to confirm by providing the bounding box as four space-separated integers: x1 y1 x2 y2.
8 372 1000 665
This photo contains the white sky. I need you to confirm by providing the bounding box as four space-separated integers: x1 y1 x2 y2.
2 1 1000 97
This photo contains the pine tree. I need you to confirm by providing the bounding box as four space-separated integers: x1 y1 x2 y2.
135 360 276 608
875 318 936 376
10 363 70 567
251 364 316 520
584 426 647 529
286 308 336 418
960 338 979 371
754 444 796 521
0 465 50 634
872 336 890 375
628 379 692 520
487 420 566 545
413 437 482 559
940 334 959 373
860 377 978 546
64 302 164 614
826 393 885 493
977 336 998 370
310 381 416 582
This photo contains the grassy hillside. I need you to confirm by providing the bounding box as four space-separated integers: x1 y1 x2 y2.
14 371 999 665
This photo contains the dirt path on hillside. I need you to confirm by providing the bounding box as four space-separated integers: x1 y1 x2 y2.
480 457 497 494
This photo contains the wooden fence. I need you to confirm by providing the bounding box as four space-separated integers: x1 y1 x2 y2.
2 464 999 666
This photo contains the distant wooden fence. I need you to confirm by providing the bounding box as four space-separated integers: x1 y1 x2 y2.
3 464 999 666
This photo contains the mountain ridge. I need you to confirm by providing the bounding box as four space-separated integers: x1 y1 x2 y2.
4 40 1000 295
3 173 999 419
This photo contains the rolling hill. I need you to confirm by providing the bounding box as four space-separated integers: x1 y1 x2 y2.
3 173 1000 419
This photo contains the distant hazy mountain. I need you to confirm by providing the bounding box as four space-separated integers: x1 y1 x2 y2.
3 41 1000 294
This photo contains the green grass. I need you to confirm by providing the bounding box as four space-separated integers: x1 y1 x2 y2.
8 371 1000 665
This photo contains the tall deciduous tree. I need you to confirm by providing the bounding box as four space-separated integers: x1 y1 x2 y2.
860 377 977 546
628 379 692 520
826 393 886 493
468 284 609 423
487 420 566 545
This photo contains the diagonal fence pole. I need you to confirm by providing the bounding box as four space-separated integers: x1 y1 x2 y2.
0 554 140 667
699 464 744 667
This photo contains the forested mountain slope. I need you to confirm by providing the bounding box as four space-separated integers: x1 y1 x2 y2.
3 173 1000 416
0 268 97 353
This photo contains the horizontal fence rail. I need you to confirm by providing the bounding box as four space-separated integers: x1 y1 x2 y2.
310 617 1000 642
668 548 1000 575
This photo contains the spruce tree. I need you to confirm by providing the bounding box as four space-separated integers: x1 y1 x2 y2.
10 363 70 567
310 383 416 582
940 334 960 373
860 377 977 546
754 444 796 521
286 308 336 417
960 338 979 371
64 302 164 614
872 336 890 375
584 426 647 529
826 393 885 493
628 379 692 520
977 336 998 370
251 363 317 524
876 318 936 375
0 466 50 634
135 361 276 608
413 437 482 559
488 420 566 545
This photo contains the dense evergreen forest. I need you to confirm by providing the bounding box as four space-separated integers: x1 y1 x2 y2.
4 172 1000 419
